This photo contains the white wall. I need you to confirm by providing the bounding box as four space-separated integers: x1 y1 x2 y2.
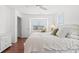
0 6 14 39
10 8 17 43
0 6 22 43
23 5 79 25
21 14 30 38
10 9 22 43
63 8 79 25
0 6 13 43
0 6 9 34
8 7 22 43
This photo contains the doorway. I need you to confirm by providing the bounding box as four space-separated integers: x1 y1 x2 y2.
17 16 22 38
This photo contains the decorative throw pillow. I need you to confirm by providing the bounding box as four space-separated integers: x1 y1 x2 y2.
41 27 46 32
51 28 59 35
65 33 70 38
57 28 69 38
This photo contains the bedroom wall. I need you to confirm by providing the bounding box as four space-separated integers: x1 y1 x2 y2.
10 8 22 43
63 8 79 25
21 14 30 38
23 5 79 25
0 6 22 43
0 6 13 38
0 6 9 34
0 6 12 43
55 6 79 25
10 9 18 43
54 6 79 25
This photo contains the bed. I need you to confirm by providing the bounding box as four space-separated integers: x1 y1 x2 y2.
24 32 79 53
24 25 79 53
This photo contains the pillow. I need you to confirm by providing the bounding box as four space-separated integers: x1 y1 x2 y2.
68 34 79 40
51 28 59 35
57 28 69 38
41 27 46 32
65 33 70 38
71 32 79 36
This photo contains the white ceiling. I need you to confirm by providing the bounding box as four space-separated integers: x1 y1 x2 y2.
7 5 79 14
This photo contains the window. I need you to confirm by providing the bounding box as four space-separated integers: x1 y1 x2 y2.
30 18 48 32
57 15 64 26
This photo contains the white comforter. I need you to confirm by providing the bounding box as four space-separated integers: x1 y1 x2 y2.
24 32 79 52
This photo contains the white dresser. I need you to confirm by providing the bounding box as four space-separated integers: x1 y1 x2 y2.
0 34 12 52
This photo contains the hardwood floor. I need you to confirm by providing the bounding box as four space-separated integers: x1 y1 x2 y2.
2 38 26 53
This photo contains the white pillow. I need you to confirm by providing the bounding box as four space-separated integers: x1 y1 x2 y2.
57 28 69 38
68 34 79 40
71 32 79 36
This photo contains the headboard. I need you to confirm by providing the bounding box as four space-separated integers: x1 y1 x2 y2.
58 24 79 35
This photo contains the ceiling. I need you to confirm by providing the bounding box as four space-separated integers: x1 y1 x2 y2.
7 5 79 14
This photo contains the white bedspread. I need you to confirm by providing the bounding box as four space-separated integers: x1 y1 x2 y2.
24 32 79 53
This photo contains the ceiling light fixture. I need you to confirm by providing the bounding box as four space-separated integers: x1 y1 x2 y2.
36 5 48 10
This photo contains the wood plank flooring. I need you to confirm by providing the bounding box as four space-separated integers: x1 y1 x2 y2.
2 38 26 53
